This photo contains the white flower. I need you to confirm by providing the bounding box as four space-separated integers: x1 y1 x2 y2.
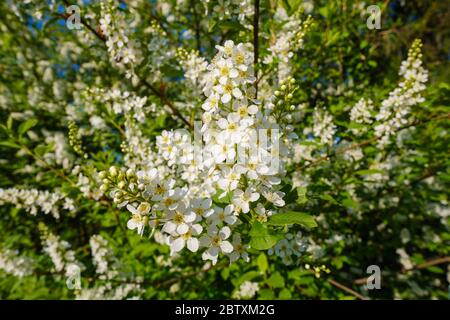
209 205 237 225
232 188 260 213
190 198 214 218
217 113 245 143
228 234 249 263
236 281 259 299
200 226 234 264
163 205 197 235
170 224 203 254
127 214 147 236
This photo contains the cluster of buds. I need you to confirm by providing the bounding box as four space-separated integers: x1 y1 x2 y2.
305 263 331 278
148 20 167 37
292 15 313 50
175 47 190 60
270 76 299 119
68 121 87 159
99 166 139 206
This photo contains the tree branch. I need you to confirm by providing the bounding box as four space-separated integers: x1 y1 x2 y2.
299 112 449 170
327 278 369 300
60 2 191 128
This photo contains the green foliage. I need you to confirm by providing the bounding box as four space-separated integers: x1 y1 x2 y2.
0 0 448 300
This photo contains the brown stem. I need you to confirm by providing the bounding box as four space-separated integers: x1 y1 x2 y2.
354 256 450 285
328 278 369 300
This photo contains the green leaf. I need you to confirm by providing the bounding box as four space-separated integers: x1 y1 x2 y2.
232 271 260 287
258 289 275 299
267 272 285 288
355 169 385 176
268 212 317 228
18 118 38 136
296 187 308 205
426 266 444 274
0 124 8 134
279 288 292 299
257 253 268 273
249 221 282 250
7 115 13 130
0 141 21 149
34 144 51 157
320 194 340 205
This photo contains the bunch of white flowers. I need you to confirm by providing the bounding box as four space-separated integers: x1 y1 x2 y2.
83 87 149 123
100 40 299 265
264 10 312 80
74 169 103 201
76 234 142 300
145 21 174 83
233 280 259 299
350 98 374 134
312 108 336 145
100 0 142 77
176 48 209 93
0 249 34 277
90 234 118 278
204 0 254 27
375 39 428 148
39 223 84 278
268 231 308 265
76 282 142 300
42 131 74 169
0 188 75 219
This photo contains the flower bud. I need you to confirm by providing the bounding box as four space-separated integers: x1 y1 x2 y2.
126 168 135 179
109 166 118 177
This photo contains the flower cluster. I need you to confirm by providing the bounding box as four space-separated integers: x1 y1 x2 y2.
0 188 75 219
312 108 336 145
100 0 142 77
176 48 208 93
264 10 312 80
268 231 308 265
146 21 174 83
90 234 118 278
349 98 374 134
42 131 74 170
204 0 254 27
0 249 34 277
39 223 84 278
68 121 87 159
76 234 142 300
374 39 428 147
82 87 149 123
233 281 259 299
100 41 297 265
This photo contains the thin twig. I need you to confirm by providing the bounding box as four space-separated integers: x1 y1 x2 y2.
328 278 369 300
354 256 450 285
60 2 191 128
